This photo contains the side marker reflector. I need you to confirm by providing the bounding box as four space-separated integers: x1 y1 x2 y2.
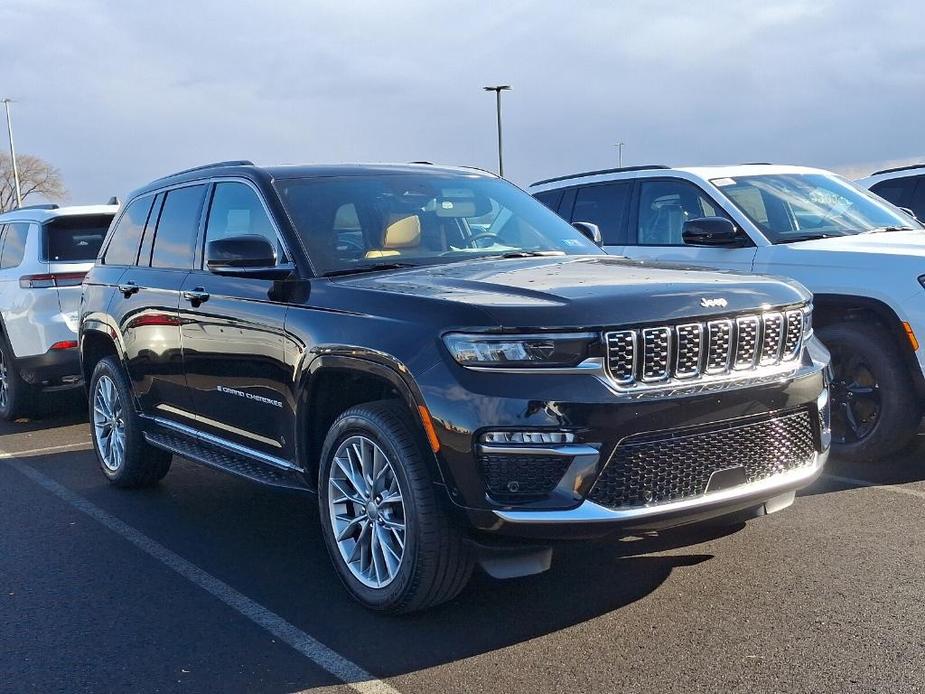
417 405 441 453
903 322 919 351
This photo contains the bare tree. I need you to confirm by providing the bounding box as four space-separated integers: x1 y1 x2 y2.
0 153 67 212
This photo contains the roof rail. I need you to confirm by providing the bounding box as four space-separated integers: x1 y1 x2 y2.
15 203 59 211
409 161 433 165
740 162 772 165
529 164 669 187
157 160 255 181
871 162 925 176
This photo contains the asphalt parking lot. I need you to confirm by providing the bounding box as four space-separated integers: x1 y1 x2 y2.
3 394 925 694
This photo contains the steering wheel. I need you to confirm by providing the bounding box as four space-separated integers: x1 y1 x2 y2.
336 237 367 257
468 232 503 248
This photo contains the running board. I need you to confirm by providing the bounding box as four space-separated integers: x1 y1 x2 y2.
143 426 312 493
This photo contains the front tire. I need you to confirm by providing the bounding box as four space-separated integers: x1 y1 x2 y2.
89 356 172 487
318 400 473 613
819 322 922 462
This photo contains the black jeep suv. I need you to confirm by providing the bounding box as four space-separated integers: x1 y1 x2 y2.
80 161 831 612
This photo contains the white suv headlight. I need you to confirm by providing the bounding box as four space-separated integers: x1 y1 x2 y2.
443 332 599 368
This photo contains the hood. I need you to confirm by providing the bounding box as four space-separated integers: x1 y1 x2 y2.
332 256 809 329
784 229 925 258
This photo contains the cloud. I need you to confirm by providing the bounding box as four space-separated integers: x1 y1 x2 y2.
1 0 923 202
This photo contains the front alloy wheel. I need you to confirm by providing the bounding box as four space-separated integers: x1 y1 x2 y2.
327 435 407 588
318 401 473 613
829 354 881 444
93 374 126 472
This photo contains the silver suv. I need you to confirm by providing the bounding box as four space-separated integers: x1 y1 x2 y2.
0 203 117 419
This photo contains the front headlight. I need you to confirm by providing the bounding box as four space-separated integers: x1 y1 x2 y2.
443 332 599 368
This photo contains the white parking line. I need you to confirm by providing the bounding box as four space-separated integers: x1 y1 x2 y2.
0 442 92 459
823 473 925 500
6 456 400 694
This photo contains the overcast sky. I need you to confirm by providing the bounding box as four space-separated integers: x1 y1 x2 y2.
2 0 923 203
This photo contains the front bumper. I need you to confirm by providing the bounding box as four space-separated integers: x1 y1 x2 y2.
420 337 830 540
492 448 827 536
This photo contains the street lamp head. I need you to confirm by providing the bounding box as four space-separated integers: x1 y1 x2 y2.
483 85 511 92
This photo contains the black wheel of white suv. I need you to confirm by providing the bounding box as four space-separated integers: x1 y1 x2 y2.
0 334 37 421
318 400 473 613
89 356 172 487
819 322 922 463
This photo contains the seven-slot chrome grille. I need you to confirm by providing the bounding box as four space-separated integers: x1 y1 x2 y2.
605 307 806 388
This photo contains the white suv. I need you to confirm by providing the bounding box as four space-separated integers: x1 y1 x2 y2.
857 163 925 221
531 164 924 462
0 203 117 419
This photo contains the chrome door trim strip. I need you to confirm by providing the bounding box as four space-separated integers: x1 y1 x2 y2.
149 415 301 472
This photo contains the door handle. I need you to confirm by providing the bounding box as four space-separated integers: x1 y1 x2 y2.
182 288 210 304
117 281 139 297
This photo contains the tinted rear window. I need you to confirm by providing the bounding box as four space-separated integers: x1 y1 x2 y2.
105 197 154 266
44 214 113 261
151 185 206 269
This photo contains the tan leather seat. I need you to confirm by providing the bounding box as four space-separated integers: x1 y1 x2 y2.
365 214 421 258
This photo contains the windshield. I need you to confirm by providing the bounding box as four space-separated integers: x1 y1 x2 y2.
274 173 602 275
711 173 922 243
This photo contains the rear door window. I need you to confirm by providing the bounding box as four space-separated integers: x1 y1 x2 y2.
570 182 631 244
911 177 925 221
0 223 29 269
151 185 206 269
870 178 916 209
104 196 154 266
533 189 564 213
44 214 113 261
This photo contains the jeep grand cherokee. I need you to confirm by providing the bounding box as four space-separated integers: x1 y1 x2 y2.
79 161 831 613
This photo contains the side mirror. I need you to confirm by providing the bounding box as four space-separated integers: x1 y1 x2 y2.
682 217 744 247
206 235 293 279
572 221 603 246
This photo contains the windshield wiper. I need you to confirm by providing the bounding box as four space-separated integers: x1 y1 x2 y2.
493 251 566 259
322 262 418 277
782 233 836 243
863 226 916 233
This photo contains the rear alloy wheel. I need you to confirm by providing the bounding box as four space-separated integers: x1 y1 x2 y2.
318 400 473 613
819 321 922 462
0 335 36 421
89 356 172 487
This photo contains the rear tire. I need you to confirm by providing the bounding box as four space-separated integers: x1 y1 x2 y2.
318 400 473 613
89 356 172 487
0 336 36 421
818 321 922 463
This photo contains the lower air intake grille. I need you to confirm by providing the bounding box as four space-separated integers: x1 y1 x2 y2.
480 453 573 500
588 410 817 510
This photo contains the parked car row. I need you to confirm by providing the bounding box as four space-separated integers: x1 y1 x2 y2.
9 156 915 613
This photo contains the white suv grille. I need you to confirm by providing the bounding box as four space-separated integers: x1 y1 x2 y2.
605 308 806 388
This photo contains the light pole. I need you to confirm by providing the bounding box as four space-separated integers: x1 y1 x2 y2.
483 85 511 177
614 141 624 168
2 99 22 208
